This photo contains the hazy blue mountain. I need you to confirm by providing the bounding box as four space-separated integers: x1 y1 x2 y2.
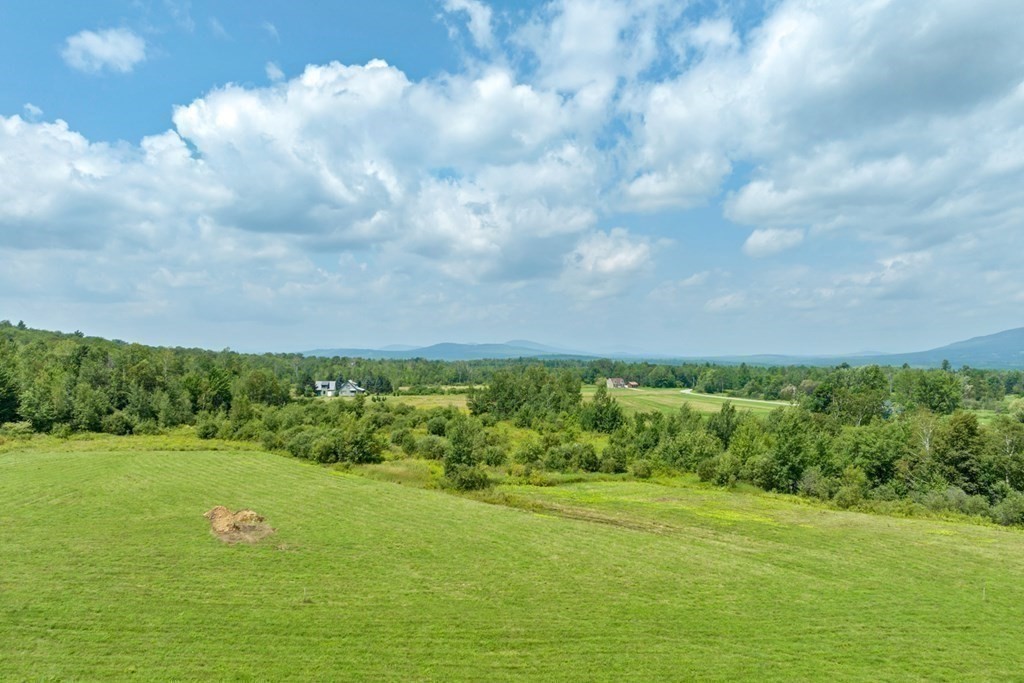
303 341 594 361
303 327 1024 368
704 327 1024 369
861 326 1024 369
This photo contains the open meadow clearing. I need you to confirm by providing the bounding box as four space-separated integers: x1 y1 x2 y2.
384 386 1010 425
387 392 470 410
385 386 788 417
582 385 787 417
3 439 1024 680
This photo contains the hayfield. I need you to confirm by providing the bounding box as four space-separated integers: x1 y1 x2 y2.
385 386 786 417
386 392 469 410
3 439 1024 680
582 385 786 417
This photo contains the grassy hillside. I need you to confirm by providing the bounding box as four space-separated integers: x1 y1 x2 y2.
3 442 1024 680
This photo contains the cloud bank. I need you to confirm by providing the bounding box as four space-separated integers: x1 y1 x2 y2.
3 0 1023 351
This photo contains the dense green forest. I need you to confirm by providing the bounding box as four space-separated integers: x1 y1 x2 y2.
3 321 1024 524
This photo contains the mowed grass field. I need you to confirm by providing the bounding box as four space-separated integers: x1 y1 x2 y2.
387 386 786 416
582 385 787 417
4 443 1024 680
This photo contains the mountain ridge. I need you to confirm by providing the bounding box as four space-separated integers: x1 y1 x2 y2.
303 327 1024 368
302 341 595 361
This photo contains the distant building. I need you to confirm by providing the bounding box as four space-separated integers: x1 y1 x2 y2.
338 380 366 397
627 381 640 389
606 378 626 389
314 380 337 397
314 379 366 397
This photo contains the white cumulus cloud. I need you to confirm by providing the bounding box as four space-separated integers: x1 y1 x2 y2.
61 28 147 74
559 228 651 299
742 228 804 258
265 62 284 81
444 0 495 50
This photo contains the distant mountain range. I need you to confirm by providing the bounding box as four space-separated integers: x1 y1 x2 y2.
811 326 1024 369
304 326 1024 369
302 340 594 362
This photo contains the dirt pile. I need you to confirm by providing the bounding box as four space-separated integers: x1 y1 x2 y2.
204 506 274 544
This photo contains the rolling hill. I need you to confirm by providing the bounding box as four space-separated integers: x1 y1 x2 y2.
4 440 1024 679
865 326 1024 368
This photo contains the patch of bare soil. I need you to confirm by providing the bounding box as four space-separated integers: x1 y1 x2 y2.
204 506 275 544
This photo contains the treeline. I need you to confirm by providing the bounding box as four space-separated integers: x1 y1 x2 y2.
463 366 1024 525
2 321 1022 431
272 378 1024 526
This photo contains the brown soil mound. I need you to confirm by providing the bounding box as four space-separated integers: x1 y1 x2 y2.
204 505 275 544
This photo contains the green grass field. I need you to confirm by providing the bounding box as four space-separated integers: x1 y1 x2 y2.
582 385 787 417
386 393 469 410
384 386 1013 425
4 440 1024 680
386 386 786 417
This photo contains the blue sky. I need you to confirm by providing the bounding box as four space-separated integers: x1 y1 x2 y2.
1 0 1023 355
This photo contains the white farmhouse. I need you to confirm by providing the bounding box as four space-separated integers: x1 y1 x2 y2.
338 380 366 397
314 380 337 397
314 379 366 397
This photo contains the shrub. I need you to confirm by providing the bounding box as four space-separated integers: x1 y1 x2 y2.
506 462 533 482
698 452 742 487
629 459 653 479
391 427 412 446
543 445 569 471
416 435 448 460
392 429 417 455
102 411 135 436
918 486 991 517
426 416 448 436
832 466 870 509
600 443 629 474
311 434 341 463
867 483 899 502
797 466 835 500
567 442 599 472
133 419 162 436
695 456 718 484
195 417 219 440
512 439 544 466
742 452 788 492
285 429 316 460
51 423 73 439
481 444 507 467
391 402 414 416
0 421 33 438
365 410 395 430
444 464 492 491
993 492 1024 526
260 430 284 451
231 418 262 441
